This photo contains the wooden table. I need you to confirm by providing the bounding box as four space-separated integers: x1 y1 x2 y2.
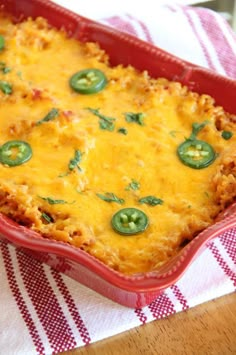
60 292 236 354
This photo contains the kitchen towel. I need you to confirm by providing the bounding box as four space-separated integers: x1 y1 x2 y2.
0 1 236 354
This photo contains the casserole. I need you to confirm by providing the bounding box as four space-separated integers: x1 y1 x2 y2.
0 0 235 307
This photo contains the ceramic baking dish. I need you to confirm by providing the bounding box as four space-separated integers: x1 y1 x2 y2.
0 0 236 308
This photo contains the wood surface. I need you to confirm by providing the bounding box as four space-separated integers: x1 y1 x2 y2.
59 292 236 355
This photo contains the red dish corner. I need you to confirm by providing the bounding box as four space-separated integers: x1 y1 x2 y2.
0 0 236 308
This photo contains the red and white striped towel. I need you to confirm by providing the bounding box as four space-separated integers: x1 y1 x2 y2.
1 2 236 354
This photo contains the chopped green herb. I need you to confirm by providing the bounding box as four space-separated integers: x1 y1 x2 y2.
99 119 114 131
87 108 116 131
138 195 163 206
117 127 128 135
69 149 83 172
221 130 233 140
0 81 12 94
36 108 59 125
169 130 176 137
59 150 83 177
41 212 53 223
169 130 180 138
16 71 23 79
58 172 69 178
39 196 72 205
125 179 140 191
189 121 209 141
2 66 11 74
96 192 124 204
76 188 84 194
0 62 11 74
125 112 145 126
0 35 5 51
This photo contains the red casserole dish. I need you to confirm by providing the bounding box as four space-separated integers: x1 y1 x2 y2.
0 0 236 308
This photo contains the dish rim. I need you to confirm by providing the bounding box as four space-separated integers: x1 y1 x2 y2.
0 0 236 296
1 202 236 293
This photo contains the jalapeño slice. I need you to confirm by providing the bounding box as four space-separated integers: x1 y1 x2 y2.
111 208 149 235
177 139 216 169
0 140 32 167
69 69 107 94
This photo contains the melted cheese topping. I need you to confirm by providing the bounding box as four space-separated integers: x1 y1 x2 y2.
0 15 235 274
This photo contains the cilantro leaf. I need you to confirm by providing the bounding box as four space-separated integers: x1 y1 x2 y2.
41 212 53 223
138 196 163 206
36 108 59 126
125 179 140 191
0 62 11 74
221 130 233 140
39 196 73 205
117 127 128 135
87 108 116 131
125 112 145 126
188 121 209 141
0 80 12 94
0 35 5 51
96 192 124 204
69 149 83 172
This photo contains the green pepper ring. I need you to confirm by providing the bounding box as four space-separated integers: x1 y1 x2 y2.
0 35 5 51
177 139 216 169
0 140 32 167
69 68 107 95
111 207 149 235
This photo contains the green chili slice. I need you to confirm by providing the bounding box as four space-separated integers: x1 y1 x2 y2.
0 140 32 167
69 69 107 94
111 208 149 235
177 139 216 169
0 35 5 51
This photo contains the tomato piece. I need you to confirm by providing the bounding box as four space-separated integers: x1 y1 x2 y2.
0 140 32 167
111 208 149 235
177 139 216 169
69 69 107 94
32 88 42 100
